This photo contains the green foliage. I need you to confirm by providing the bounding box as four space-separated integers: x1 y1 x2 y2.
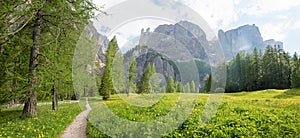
149 64 160 93
166 76 175 93
291 52 300 88
184 83 190 93
0 103 81 137
112 52 126 94
99 37 119 100
190 80 196 93
73 28 99 99
226 46 292 92
0 0 99 116
137 64 152 94
136 64 160 94
175 81 183 92
128 58 138 94
203 74 212 93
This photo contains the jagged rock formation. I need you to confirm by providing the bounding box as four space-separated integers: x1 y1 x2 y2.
140 21 208 60
86 25 109 72
218 24 265 59
218 24 284 59
264 39 283 50
124 46 180 82
86 26 109 62
124 21 212 87
93 21 283 90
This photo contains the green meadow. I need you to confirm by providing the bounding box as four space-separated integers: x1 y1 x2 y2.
87 89 300 137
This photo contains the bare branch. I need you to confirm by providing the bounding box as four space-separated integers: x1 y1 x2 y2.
0 15 34 39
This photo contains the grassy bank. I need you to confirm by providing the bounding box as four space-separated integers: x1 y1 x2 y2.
0 103 82 137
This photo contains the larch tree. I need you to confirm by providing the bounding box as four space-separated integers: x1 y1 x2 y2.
99 37 119 100
1 0 99 117
166 76 175 93
190 80 196 93
175 81 183 92
138 64 152 94
127 58 138 96
112 51 125 94
184 82 190 93
204 74 212 93
150 64 160 93
291 52 300 88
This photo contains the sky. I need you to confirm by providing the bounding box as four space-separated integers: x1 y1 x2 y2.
93 0 300 54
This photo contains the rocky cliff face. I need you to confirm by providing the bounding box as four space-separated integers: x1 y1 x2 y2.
218 24 284 59
124 46 180 82
86 25 109 72
140 21 208 60
218 24 265 59
264 39 283 50
124 21 212 86
94 21 284 89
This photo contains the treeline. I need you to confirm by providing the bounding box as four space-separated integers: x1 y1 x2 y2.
225 46 300 92
97 38 200 100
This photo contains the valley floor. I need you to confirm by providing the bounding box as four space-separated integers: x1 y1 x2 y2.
1 89 299 137
86 89 300 137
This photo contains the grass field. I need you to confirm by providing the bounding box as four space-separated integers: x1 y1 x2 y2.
0 103 82 137
87 89 300 137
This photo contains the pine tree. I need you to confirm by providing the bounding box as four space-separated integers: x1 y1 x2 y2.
175 81 183 92
184 83 190 93
291 53 300 88
166 76 175 93
204 74 212 93
99 37 119 100
127 58 137 95
138 64 152 94
262 46 275 89
149 64 160 93
250 47 260 90
112 52 125 94
191 80 196 93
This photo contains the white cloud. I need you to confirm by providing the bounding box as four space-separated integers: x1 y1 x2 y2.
276 14 289 20
93 0 300 51
240 0 300 17
108 19 171 49
92 0 126 10
294 20 300 29
179 0 240 31
259 20 292 41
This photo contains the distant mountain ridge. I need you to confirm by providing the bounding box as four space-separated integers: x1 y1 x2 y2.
93 21 283 89
218 24 283 59
140 21 208 61
94 21 284 62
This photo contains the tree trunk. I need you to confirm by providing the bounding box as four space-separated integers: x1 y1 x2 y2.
22 10 42 117
52 84 58 110
127 84 130 97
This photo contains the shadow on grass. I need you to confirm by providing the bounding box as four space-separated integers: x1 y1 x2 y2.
0 109 22 124
273 89 300 99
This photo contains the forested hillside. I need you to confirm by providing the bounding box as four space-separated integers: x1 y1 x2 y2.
224 46 300 92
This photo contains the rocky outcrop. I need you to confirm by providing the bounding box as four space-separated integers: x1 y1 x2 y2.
264 39 283 50
86 25 109 63
218 24 284 60
93 21 284 90
218 24 265 59
124 46 180 81
124 21 212 86
140 21 208 60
